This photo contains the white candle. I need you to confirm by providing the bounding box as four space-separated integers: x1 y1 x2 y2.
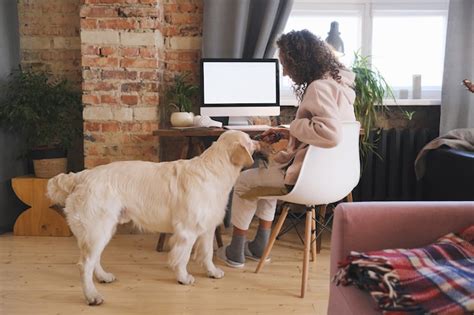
412 74 422 99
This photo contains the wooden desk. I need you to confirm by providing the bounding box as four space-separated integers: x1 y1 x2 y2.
153 127 263 159
153 127 264 137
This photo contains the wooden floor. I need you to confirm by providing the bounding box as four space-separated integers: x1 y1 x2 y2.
0 225 331 315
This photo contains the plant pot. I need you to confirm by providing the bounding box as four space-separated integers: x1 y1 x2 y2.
30 147 67 178
170 112 194 127
32 158 67 178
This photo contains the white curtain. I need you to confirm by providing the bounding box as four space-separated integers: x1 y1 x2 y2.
440 0 474 134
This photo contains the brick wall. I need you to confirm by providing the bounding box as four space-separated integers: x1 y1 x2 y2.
17 0 203 168
162 1 202 83
17 0 84 171
17 0 82 85
159 1 203 161
80 0 165 168
80 0 203 167
158 0 203 125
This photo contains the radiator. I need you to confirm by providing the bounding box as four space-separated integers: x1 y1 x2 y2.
352 128 438 201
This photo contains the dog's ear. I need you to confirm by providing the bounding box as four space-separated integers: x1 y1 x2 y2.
231 143 254 167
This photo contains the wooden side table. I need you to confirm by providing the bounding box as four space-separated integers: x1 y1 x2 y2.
12 176 71 236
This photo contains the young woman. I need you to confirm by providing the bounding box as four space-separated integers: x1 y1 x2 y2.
217 29 357 268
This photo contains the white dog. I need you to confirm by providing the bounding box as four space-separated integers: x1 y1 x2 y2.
47 130 258 305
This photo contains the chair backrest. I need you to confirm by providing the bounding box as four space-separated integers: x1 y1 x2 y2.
277 121 361 206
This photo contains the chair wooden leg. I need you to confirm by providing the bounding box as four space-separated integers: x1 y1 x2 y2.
156 233 167 252
255 206 289 274
316 205 327 254
310 208 317 262
215 225 223 248
346 192 353 202
301 209 312 298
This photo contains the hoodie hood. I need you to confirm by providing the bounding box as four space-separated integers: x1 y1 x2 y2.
338 68 356 87
336 68 356 105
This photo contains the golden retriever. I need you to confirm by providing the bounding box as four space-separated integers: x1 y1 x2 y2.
47 130 258 305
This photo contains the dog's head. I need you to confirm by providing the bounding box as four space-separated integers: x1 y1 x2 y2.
217 130 260 168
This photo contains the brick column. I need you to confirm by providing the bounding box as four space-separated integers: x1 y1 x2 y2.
80 0 164 168
163 0 202 84
159 0 203 161
18 0 82 86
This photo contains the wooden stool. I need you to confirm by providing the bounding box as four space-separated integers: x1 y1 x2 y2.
12 176 71 236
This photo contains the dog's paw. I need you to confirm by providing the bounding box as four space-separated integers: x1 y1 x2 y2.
207 267 225 279
86 294 104 306
177 274 195 285
97 272 116 283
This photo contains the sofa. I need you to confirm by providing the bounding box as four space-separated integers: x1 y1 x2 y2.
328 202 474 315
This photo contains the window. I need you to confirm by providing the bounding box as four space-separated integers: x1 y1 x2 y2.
372 10 447 100
279 0 448 105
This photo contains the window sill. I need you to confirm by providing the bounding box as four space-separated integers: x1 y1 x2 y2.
382 99 441 106
280 98 441 107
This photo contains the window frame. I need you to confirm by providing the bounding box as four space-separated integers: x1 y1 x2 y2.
280 0 449 106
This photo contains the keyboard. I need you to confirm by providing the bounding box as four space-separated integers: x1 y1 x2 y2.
224 125 272 131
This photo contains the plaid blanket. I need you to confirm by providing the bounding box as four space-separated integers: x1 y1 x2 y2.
333 225 474 314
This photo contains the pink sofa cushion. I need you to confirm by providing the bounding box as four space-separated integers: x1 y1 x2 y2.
330 202 474 277
328 202 474 315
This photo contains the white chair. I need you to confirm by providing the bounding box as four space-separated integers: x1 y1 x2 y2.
255 121 361 298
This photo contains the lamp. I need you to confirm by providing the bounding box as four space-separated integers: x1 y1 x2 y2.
325 21 345 57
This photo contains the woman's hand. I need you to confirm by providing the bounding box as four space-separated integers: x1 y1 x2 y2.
259 128 290 143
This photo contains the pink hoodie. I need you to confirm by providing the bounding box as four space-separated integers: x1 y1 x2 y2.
274 69 357 185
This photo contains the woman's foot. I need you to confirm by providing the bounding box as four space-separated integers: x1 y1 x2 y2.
246 227 271 259
244 242 271 263
216 246 245 268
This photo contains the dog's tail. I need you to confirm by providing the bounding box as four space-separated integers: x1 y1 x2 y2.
47 172 83 206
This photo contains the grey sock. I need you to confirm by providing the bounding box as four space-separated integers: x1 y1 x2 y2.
248 227 270 258
225 234 245 263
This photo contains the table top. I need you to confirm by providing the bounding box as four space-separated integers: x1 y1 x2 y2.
153 127 264 137
153 127 365 138
12 175 49 181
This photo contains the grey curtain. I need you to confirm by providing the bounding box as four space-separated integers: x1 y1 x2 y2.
440 0 474 134
202 0 294 58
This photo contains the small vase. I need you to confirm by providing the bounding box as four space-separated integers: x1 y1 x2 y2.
170 112 194 127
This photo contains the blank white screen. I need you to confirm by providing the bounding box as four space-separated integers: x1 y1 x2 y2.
203 62 277 104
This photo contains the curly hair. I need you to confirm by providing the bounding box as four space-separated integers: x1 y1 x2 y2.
277 29 345 101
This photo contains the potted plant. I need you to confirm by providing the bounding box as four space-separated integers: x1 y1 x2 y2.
165 72 198 127
351 52 394 160
0 70 82 178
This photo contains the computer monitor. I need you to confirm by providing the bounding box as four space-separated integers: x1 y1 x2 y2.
200 58 280 125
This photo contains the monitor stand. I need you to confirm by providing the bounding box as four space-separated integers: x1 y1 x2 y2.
227 116 249 126
224 116 271 131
